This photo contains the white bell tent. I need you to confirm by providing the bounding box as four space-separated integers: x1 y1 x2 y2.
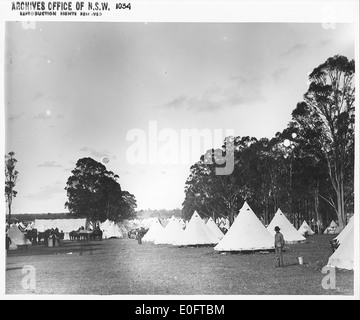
298 220 315 237
7 225 31 250
324 220 340 234
327 223 354 270
267 209 306 243
333 216 354 246
142 219 165 242
206 217 224 240
154 216 184 245
214 202 274 252
173 212 219 246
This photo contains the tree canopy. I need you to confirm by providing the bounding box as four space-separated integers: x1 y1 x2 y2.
182 55 355 230
65 157 137 224
291 55 355 228
5 151 19 224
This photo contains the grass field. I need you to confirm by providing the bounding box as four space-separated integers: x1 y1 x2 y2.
5 234 354 296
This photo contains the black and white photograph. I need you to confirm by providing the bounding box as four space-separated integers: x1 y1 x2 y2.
1 0 359 300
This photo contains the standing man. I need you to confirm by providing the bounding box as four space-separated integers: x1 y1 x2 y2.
6 233 12 253
274 226 285 267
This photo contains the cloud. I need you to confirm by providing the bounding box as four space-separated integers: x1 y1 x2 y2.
38 161 63 168
79 146 110 159
160 95 188 110
24 183 65 200
281 43 307 57
158 77 266 113
8 113 25 121
272 66 289 82
318 38 333 47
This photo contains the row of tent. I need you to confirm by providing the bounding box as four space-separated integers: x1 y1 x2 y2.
6 204 354 271
142 202 310 249
141 202 354 270
6 218 126 249
26 218 127 240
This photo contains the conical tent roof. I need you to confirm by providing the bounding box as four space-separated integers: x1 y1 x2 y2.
267 209 306 243
214 202 274 252
298 220 315 236
334 216 354 245
327 223 354 270
173 212 219 246
142 219 165 242
324 220 340 234
154 216 184 245
206 217 224 240
7 225 31 247
329 220 338 228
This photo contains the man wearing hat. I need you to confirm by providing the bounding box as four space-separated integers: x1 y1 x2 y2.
274 226 285 267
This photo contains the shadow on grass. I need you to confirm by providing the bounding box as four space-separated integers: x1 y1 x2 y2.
216 249 275 255
6 266 24 271
7 241 105 257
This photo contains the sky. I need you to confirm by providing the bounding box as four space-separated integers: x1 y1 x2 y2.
3 20 355 213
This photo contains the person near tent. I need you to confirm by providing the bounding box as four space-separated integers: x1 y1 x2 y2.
136 228 142 244
53 228 61 246
6 233 12 253
274 226 285 267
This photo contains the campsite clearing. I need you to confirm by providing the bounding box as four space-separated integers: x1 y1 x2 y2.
6 235 353 295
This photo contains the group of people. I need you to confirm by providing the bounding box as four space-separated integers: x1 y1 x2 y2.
6 233 12 253
42 228 65 247
133 227 149 244
28 228 65 247
69 226 103 242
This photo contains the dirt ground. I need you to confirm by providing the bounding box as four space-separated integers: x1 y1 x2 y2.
5 234 354 296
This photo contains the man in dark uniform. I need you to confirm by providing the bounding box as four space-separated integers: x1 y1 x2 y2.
6 233 12 253
274 226 285 267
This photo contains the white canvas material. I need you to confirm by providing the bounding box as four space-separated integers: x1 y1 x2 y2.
7 225 31 248
334 216 354 245
267 209 306 243
327 223 354 270
330 220 338 228
206 217 224 240
142 219 164 242
298 220 315 236
100 219 124 239
324 220 340 234
214 202 274 252
34 218 87 240
154 216 184 245
173 212 219 246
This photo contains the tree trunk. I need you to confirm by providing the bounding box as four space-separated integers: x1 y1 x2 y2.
336 181 346 229
314 192 320 233
8 202 11 225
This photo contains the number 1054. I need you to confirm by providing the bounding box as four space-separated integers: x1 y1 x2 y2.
116 3 131 10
